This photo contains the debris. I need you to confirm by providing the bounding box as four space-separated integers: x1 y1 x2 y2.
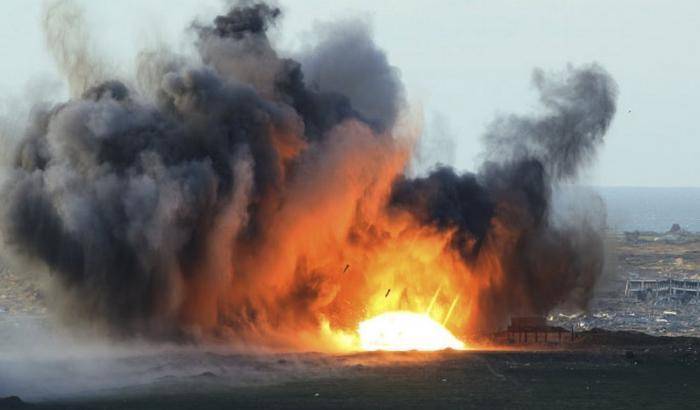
343 264 350 273
385 289 391 298
663 311 678 316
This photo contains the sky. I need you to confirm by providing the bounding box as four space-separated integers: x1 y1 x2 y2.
0 0 698 187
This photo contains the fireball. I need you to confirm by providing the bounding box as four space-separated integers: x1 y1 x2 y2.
358 311 465 351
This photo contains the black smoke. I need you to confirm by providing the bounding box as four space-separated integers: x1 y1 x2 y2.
0 1 617 340
1 2 404 337
391 65 617 328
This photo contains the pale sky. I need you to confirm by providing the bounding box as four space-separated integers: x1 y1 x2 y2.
1 0 698 187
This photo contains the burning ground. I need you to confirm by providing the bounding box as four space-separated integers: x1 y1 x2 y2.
0 1 616 351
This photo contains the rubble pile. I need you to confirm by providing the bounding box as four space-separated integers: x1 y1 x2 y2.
550 297 700 337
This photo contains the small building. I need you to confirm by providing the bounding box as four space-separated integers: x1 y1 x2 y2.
492 316 573 345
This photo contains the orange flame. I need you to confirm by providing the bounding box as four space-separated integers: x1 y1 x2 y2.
175 114 525 352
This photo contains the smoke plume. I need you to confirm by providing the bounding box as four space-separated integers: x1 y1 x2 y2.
0 2 616 348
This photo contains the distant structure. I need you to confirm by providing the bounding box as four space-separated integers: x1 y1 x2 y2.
625 279 700 301
492 316 574 345
623 223 699 245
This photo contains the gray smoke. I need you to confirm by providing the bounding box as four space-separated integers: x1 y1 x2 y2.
482 65 616 180
1 2 404 338
0 1 617 341
391 64 617 330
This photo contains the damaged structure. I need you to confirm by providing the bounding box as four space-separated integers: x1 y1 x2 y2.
625 279 700 301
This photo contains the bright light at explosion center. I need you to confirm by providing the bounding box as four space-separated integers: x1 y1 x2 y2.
358 311 466 351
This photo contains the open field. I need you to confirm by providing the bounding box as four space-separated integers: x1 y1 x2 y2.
2 335 699 410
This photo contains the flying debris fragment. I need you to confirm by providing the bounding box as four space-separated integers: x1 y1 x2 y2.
385 289 391 298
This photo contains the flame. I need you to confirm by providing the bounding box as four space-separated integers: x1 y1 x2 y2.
177 110 546 351
178 116 500 352
358 311 465 351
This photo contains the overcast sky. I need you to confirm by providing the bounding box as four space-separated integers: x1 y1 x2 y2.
1 0 698 187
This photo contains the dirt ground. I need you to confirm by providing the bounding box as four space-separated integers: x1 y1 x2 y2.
3 338 699 410
612 237 700 281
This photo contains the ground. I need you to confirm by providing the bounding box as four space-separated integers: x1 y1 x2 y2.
3 339 700 410
549 232 700 336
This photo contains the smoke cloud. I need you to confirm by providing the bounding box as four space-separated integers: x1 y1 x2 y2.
0 2 617 347
392 65 616 331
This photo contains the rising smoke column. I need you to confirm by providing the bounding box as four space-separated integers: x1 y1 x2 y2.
0 2 616 347
391 65 617 332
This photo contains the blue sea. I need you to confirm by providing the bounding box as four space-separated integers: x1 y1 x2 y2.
595 187 700 233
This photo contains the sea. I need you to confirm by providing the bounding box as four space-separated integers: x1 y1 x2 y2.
595 187 700 233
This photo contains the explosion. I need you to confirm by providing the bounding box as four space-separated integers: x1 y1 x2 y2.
0 2 616 351
359 312 465 351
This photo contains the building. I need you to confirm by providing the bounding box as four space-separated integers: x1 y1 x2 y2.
625 279 700 301
492 316 574 345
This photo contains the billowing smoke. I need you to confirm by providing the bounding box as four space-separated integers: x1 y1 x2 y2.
392 65 616 331
0 2 616 347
